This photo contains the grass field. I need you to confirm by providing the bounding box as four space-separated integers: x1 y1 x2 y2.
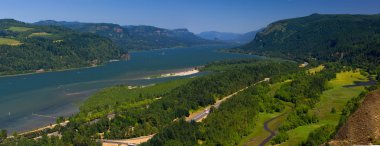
307 65 325 74
0 38 22 46
239 112 284 146
238 80 292 146
7 26 33 32
280 71 367 145
29 32 53 37
240 104 292 146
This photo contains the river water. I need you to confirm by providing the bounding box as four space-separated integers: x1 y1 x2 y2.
0 45 257 133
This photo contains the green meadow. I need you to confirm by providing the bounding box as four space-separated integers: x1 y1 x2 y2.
280 71 367 145
0 38 22 46
307 65 325 74
238 80 292 146
7 26 33 32
29 32 53 37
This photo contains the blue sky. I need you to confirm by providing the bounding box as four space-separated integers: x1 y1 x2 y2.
1 0 379 33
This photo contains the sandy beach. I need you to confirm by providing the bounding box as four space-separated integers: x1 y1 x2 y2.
161 69 199 77
145 68 200 79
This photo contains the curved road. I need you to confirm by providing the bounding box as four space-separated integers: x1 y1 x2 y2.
258 113 287 146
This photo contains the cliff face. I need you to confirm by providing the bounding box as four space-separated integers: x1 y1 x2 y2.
330 90 380 145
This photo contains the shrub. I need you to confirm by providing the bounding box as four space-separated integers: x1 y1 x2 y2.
271 132 289 144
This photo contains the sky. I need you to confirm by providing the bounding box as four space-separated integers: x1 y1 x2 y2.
0 0 380 33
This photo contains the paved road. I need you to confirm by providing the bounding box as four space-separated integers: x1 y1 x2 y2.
191 109 210 122
102 78 270 145
188 79 268 122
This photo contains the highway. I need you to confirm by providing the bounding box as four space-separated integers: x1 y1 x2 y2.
100 134 155 146
187 78 269 122
101 78 270 145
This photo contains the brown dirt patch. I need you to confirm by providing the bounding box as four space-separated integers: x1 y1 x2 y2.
330 90 380 145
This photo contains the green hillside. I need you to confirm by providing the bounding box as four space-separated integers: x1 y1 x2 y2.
232 14 380 71
0 19 122 76
34 20 217 51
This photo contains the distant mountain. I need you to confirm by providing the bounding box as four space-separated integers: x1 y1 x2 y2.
0 19 122 76
35 20 216 51
231 14 380 68
197 30 261 44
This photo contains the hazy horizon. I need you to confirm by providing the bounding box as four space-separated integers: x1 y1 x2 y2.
1 0 380 33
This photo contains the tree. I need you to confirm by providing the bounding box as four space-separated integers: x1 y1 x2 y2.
330 107 336 114
12 131 18 138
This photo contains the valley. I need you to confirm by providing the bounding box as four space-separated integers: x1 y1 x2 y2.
0 2 379 146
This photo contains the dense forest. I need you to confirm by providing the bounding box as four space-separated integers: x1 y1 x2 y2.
231 14 380 72
143 83 284 146
34 20 217 51
0 19 122 76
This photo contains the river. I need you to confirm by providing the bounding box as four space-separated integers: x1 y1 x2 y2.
0 45 257 133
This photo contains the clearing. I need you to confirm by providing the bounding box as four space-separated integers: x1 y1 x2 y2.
239 80 292 146
29 32 53 37
240 105 291 146
0 38 22 46
280 71 368 145
7 26 33 32
307 65 325 74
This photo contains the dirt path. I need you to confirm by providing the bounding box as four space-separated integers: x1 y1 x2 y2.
258 113 287 146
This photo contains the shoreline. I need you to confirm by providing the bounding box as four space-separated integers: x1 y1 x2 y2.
4 67 203 136
0 65 101 78
13 120 69 138
0 44 236 78
145 67 201 79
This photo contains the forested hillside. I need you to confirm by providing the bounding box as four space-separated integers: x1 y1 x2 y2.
0 19 122 76
35 20 216 51
232 14 380 71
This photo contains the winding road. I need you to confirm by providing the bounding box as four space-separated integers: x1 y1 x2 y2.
258 112 287 146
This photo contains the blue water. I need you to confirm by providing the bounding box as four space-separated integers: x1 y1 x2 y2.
0 45 257 133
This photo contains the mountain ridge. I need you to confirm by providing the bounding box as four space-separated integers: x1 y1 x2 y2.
34 20 218 51
0 19 122 75
231 13 380 70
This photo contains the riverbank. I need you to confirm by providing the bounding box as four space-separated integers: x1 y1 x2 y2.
2 68 203 136
0 64 101 78
0 58 129 78
145 68 201 79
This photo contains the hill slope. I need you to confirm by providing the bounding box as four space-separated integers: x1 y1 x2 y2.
232 14 380 69
330 90 380 145
35 20 216 51
0 19 122 75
